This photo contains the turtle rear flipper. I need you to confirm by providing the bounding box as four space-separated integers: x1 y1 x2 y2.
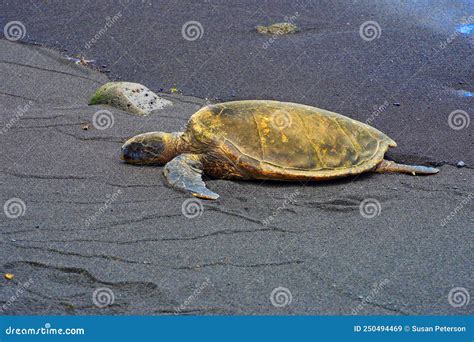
163 154 219 200
374 159 439 175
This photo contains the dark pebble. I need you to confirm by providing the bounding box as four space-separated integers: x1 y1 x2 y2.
456 161 465 168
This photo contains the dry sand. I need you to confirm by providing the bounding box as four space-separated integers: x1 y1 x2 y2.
0 0 472 315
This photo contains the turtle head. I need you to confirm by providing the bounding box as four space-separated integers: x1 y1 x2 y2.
121 132 182 165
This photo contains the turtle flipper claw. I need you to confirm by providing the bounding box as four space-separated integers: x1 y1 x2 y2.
163 154 219 200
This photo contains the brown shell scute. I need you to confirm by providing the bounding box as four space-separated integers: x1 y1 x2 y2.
187 100 396 177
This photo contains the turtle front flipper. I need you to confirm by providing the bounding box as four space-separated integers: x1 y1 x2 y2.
163 154 219 200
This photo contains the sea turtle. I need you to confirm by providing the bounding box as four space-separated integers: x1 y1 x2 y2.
121 100 438 199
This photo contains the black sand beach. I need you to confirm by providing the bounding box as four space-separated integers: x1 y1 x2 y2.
0 1 472 315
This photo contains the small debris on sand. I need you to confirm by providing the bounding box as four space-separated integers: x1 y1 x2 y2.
457 161 465 168
65 55 95 66
256 22 299 35
4 273 14 280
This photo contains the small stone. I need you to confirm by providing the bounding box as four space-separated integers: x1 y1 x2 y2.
4 273 14 280
456 161 465 168
393 102 401 106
